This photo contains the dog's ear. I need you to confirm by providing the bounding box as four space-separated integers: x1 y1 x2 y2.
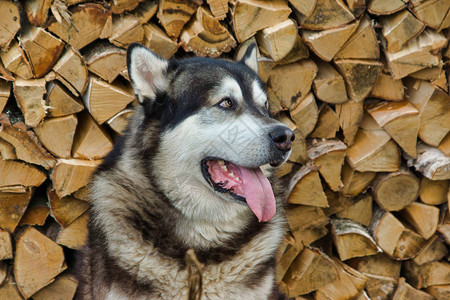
239 43 258 74
127 43 169 104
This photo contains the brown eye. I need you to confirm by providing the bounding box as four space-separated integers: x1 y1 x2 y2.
219 97 233 108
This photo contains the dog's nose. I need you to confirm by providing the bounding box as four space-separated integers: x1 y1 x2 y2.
269 127 295 152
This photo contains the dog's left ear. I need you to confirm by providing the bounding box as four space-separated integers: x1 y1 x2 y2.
239 43 258 74
127 43 169 104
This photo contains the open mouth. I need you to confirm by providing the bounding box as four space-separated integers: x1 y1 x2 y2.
201 158 276 222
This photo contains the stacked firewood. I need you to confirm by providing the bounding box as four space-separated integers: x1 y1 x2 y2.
0 0 449 299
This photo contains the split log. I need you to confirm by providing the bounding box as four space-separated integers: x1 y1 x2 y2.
288 0 316 17
276 35 310 64
334 59 382 102
419 177 449 205
0 80 10 113
438 133 450 156
0 117 56 169
406 79 450 147
0 40 34 79
13 77 46 127
372 168 420 211
289 92 318 137
232 0 291 42
341 163 376 196
51 158 102 197
83 77 135 125
33 115 78 158
256 19 298 61
157 0 199 38
393 277 434 300
0 229 12 260
335 99 363 145
426 285 450 300
366 100 420 157
322 188 355 216
24 0 53 26
346 253 402 278
83 42 126 83
400 202 439 239
276 237 302 283
286 205 329 248
111 0 144 14
312 62 348 104
45 82 84 118
19 201 49 227
403 260 450 289
336 193 373 226
310 104 339 139
406 144 450 180
331 218 380 261
48 188 90 228
307 139 346 191
288 165 328 207
334 16 379 60
302 21 358 61
346 129 400 172
14 227 67 298
134 1 158 24
0 158 47 188
0 139 16 160
381 10 425 53
107 108 134 135
143 23 179 59
72 186 91 202
369 72 404 101
409 0 450 30
413 235 448 265
206 0 228 20
0 269 22 300
52 46 89 96
283 248 338 297
47 3 112 50
109 14 144 48
0 261 6 286
32 272 78 300
367 0 406 15
295 0 355 30
55 212 89 250
180 6 237 57
0 0 20 50
0 190 33 233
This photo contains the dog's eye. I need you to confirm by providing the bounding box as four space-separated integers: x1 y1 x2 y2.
219 97 233 108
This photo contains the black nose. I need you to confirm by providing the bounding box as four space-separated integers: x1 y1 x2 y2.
269 127 295 152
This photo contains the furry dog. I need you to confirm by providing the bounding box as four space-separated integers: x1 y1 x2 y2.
76 43 294 299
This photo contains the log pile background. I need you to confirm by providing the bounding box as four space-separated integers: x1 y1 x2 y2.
0 0 449 299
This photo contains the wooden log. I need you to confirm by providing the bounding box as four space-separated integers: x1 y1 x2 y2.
143 23 179 59
438 132 450 156
14 227 67 298
419 177 449 205
180 6 237 57
406 79 450 147
381 10 425 53
83 41 126 83
107 108 134 135
52 46 89 96
206 0 228 20
307 139 347 191
47 3 112 50
369 72 404 101
288 165 328 207
322 188 355 217
0 0 20 51
110 0 144 14
20 25 65 79
312 62 348 104
0 269 22 300
406 143 450 180
32 272 78 300
0 229 12 260
72 186 90 202
276 237 302 283
302 21 358 61
331 218 380 261
46 81 84 118
346 253 402 278
385 29 446 79
33 115 78 159
276 34 310 64
403 260 450 289
256 19 298 61
48 188 89 228
0 80 10 113
336 193 373 226
334 59 382 102
0 158 47 188
109 14 144 49
232 0 291 42
13 77 46 127
410 0 450 30
335 99 363 145
55 212 89 250
0 40 34 79
283 248 338 297
309 104 339 139
372 167 420 211
0 261 6 286
413 235 448 265
288 0 317 17
366 100 420 157
289 92 318 137
0 189 33 233
295 0 355 30
286 205 329 248
268 60 317 110
400 202 439 239
393 277 434 300
157 0 199 38
346 129 400 172
0 138 16 160
341 163 376 196
134 0 158 24
334 16 379 60
83 77 135 125
51 158 101 197
426 285 450 300
367 0 407 15
24 0 53 26
19 201 49 227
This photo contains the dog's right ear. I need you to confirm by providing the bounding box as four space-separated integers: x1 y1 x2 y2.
127 43 169 104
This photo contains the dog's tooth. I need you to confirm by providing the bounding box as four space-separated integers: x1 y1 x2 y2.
229 172 234 177
218 160 225 166
221 165 228 171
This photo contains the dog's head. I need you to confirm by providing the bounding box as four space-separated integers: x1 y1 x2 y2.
127 44 294 223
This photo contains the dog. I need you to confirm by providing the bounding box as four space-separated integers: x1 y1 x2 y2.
76 43 294 299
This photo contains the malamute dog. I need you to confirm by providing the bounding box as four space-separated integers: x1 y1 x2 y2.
76 43 294 299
